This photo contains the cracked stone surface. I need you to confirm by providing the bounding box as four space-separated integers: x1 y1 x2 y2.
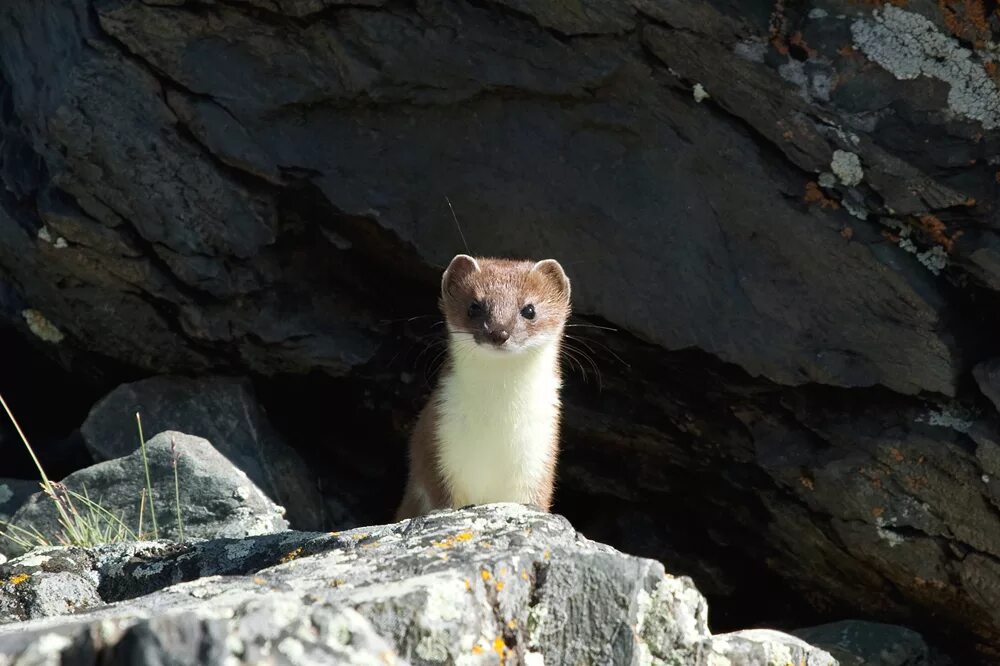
0 504 835 666
2 0 1000 661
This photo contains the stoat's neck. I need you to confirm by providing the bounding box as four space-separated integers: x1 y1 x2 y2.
447 336 561 391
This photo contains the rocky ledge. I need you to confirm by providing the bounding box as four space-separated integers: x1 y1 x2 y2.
0 504 833 665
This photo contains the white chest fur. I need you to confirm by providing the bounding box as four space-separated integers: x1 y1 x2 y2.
435 338 561 507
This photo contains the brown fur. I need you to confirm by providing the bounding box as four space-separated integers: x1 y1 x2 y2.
395 255 571 520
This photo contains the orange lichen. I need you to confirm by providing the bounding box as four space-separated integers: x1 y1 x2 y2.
872 506 885 518
938 0 991 47
493 636 506 662
496 581 505 592
481 569 492 582
7 574 30 586
507 619 518 629
464 578 472 591
890 447 904 462
789 32 817 58
280 547 304 564
916 214 958 252
432 532 474 549
841 226 854 241
471 645 484 655
769 0 789 55
800 476 815 491
803 182 840 210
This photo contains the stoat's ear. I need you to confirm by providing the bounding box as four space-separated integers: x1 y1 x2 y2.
442 254 480 295
532 259 570 301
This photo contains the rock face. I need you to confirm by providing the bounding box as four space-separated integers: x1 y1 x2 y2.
0 480 36 527
0 505 835 665
5 432 287 557
1 0 1000 660
81 375 326 530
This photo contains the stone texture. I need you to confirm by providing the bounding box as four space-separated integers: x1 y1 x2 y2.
0 505 834 665
81 375 326 530
793 620 935 666
5 432 287 557
0 0 999 661
0 480 36 527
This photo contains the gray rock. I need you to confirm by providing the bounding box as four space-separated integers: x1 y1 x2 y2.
0 480 37 526
974 360 1000 414
793 620 931 666
81 375 325 530
0 505 834 665
0 570 101 624
6 432 287 557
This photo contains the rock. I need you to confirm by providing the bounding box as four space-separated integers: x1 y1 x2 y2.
974 360 1000 413
0 505 834 665
0 570 101 624
81 375 326 530
793 620 932 666
5 432 287 557
0 479 37 526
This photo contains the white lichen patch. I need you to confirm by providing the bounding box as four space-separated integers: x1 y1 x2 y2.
916 245 947 275
15 553 52 568
851 6 1000 128
37 226 68 248
22 309 64 343
842 198 869 221
692 83 710 103
733 38 766 63
523 651 545 666
893 225 947 275
0 484 12 504
831 150 863 186
636 577 709 658
917 408 974 433
875 520 906 548
224 541 255 560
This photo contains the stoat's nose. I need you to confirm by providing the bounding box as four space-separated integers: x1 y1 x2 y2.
487 329 510 345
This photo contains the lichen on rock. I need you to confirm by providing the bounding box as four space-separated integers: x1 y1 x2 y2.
851 6 1000 129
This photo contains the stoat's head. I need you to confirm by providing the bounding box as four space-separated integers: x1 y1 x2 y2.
440 254 571 355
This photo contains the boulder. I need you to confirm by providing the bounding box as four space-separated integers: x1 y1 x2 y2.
0 480 36 527
793 620 935 666
0 504 834 665
81 375 326 530
5 432 287 557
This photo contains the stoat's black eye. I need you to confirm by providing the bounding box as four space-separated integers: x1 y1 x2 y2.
521 304 536 320
468 301 484 318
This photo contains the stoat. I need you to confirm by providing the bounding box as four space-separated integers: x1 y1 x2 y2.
396 254 571 519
